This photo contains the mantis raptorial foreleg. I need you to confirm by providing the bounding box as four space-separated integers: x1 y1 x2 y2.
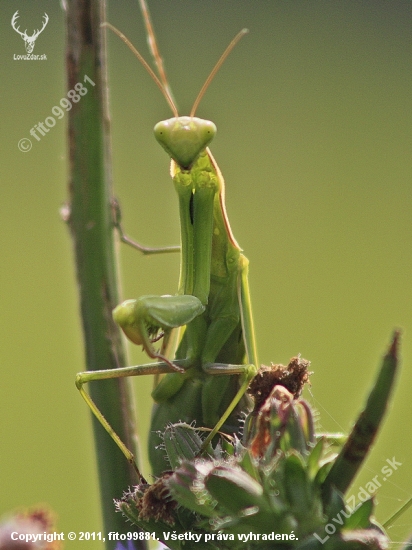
76 3 257 477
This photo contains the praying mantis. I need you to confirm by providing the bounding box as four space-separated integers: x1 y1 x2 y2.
71 6 412 545
76 2 258 478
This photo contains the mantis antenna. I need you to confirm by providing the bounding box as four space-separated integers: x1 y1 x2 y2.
101 21 248 119
138 0 248 117
137 0 175 106
190 28 248 117
101 22 178 116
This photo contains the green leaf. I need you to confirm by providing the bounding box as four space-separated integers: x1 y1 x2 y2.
306 439 324 478
238 449 260 481
163 423 203 469
325 486 346 525
323 332 400 496
283 454 312 512
205 466 269 515
344 498 374 530
167 462 216 518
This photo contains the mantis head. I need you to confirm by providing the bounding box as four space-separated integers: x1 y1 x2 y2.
154 116 216 169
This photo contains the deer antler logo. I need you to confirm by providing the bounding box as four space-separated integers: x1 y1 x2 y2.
11 11 49 54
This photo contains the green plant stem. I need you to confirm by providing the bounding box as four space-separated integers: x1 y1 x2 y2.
65 1 145 548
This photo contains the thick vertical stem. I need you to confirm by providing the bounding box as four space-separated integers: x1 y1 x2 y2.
65 1 145 547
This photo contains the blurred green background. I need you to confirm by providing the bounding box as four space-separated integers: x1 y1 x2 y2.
1 1 411 548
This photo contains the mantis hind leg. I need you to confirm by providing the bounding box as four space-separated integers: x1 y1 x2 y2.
75 360 186 480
